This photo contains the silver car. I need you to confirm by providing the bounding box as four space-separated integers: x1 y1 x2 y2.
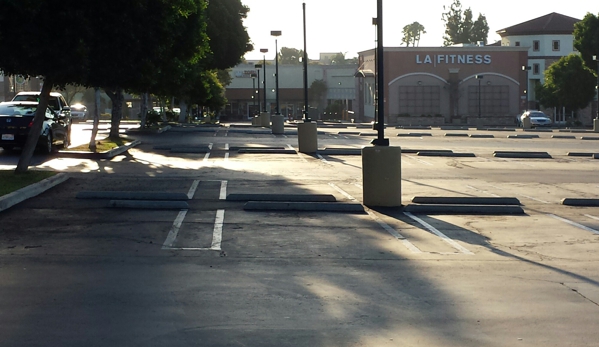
521 111 552 127
70 103 87 121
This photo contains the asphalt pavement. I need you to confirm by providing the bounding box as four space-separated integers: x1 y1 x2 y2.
1 122 599 347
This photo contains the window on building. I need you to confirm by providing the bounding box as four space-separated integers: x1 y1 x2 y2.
515 41 520 47
533 40 540 51
468 85 509 116
398 86 441 116
552 40 560 51
533 64 540 75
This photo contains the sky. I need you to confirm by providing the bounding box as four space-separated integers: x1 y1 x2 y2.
241 0 598 61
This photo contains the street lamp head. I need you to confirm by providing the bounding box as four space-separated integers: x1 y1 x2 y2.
260 48 268 53
476 75 484 79
593 55 597 61
372 17 378 25
254 64 262 69
522 65 531 71
270 30 282 37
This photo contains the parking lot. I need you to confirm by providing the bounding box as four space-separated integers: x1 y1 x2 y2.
1 123 598 347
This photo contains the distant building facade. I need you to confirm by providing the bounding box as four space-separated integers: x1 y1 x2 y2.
356 46 529 126
223 61 357 121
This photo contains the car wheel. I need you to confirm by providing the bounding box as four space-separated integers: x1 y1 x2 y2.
39 133 53 154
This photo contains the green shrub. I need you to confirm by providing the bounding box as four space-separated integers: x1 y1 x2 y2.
146 110 161 127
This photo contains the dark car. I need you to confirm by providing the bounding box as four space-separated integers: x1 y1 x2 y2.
0 101 71 153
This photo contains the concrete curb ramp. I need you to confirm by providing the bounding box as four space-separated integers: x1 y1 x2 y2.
412 196 521 205
108 200 189 209
416 151 475 157
403 204 525 215
493 151 552 159
561 198 599 206
244 201 365 213
0 173 69 212
77 191 189 200
227 194 336 202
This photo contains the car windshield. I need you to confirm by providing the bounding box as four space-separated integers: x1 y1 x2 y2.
0 104 37 116
529 112 547 117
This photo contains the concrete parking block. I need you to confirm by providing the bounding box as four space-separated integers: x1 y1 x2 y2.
77 191 189 200
507 134 540 139
580 137 599 140
411 196 521 205
402 149 452 154
397 133 433 137
444 133 469 137
469 134 494 138
416 151 475 157
237 149 297 154
403 204 525 215
227 194 336 202
107 200 189 209
243 201 365 213
493 151 552 159
553 135 576 139
561 198 599 206
567 152 595 157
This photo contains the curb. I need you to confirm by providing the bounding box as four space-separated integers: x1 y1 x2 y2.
0 173 69 212
58 140 141 159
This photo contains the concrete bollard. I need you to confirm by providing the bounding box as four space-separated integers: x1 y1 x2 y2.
271 114 285 134
362 146 402 207
298 121 318 153
260 112 270 128
522 115 531 129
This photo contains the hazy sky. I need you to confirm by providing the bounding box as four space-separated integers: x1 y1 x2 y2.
241 0 598 61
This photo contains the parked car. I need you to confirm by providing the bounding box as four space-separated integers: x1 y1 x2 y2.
0 101 71 153
70 103 88 121
12 91 72 122
520 110 552 127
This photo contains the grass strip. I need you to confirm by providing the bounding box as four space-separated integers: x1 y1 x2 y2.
0 170 57 196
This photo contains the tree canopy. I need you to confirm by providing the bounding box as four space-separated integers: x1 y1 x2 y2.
573 12 599 73
535 54 597 114
279 47 304 65
441 0 489 46
401 22 426 47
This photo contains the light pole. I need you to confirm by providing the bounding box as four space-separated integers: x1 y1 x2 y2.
476 75 484 118
254 65 261 114
302 3 309 121
271 30 282 115
251 73 256 116
522 65 531 112
372 17 378 130
594 55 598 120
260 48 268 112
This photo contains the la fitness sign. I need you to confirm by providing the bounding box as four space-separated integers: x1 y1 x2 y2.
416 54 492 65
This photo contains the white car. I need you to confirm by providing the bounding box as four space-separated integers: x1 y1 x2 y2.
521 111 552 127
70 103 87 121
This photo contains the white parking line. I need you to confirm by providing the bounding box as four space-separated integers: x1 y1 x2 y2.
219 180 228 200
328 183 422 253
405 155 433 166
487 184 550 204
225 143 230 151
549 214 599 235
162 210 188 249
404 212 474 255
210 209 225 251
187 180 200 199
466 185 501 197
317 154 331 165
585 214 599 222
224 153 229 162
288 144 307 162
203 143 213 162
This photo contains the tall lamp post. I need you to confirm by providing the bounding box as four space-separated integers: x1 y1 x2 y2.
476 75 484 118
254 65 262 113
522 65 531 112
251 73 257 116
260 49 268 112
271 31 282 115
593 55 598 132
372 17 378 131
